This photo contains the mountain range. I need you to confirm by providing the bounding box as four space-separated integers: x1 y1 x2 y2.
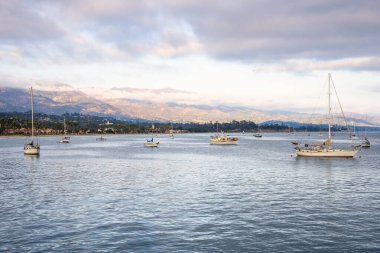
1 83 379 126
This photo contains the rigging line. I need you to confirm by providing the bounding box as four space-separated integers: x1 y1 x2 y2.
299 76 327 144
330 77 349 130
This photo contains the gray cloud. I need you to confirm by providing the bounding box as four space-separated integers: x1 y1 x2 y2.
184 0 380 61
1 0 380 69
0 1 64 42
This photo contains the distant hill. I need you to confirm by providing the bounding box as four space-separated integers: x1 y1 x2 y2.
1 85 379 126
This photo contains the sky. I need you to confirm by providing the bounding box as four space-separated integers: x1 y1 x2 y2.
1 0 380 114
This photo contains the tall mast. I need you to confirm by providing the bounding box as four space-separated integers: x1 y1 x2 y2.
328 73 331 143
64 116 66 134
31 87 34 139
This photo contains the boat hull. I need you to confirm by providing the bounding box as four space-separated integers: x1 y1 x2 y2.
144 142 159 147
296 148 359 158
210 140 238 145
24 147 40 155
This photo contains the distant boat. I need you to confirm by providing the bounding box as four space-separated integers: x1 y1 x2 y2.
169 123 174 139
145 124 159 147
349 122 360 140
210 123 238 145
24 87 40 155
58 117 70 143
210 134 238 145
254 125 262 138
96 134 106 141
295 74 360 158
361 117 370 148
361 137 370 148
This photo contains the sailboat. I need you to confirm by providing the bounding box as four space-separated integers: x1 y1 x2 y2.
361 137 370 148
144 124 159 147
289 126 296 135
349 121 360 140
169 123 174 139
361 116 370 148
210 122 238 145
96 132 106 141
254 124 262 138
295 74 360 158
58 116 70 143
24 87 40 155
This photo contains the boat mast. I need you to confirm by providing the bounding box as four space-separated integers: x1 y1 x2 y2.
64 116 66 134
31 87 34 139
328 73 331 145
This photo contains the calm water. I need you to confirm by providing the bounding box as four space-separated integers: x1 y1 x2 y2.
0 133 379 252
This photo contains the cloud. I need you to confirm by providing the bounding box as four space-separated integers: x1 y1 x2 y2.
111 87 193 94
256 57 380 72
185 0 380 61
0 1 64 42
1 0 380 70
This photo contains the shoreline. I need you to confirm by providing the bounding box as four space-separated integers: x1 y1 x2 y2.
0 131 287 139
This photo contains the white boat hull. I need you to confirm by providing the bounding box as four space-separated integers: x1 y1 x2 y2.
210 140 238 145
24 147 40 155
296 148 359 158
144 142 159 147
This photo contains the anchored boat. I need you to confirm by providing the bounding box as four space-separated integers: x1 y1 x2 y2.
24 87 40 155
295 74 360 158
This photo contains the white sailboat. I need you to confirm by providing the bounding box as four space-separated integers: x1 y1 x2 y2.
295 74 360 158
349 121 360 140
361 137 370 148
254 124 262 138
361 116 370 148
96 134 107 141
169 123 174 139
24 87 40 155
58 117 70 143
210 123 238 145
144 124 159 147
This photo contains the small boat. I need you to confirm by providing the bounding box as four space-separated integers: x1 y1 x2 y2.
295 74 360 158
145 124 159 147
210 123 238 145
24 87 40 155
291 141 299 145
349 134 360 140
254 125 263 138
169 123 174 139
361 117 370 148
361 137 370 148
349 122 360 140
144 138 159 147
96 135 106 141
58 117 70 143
210 134 238 145
58 136 70 143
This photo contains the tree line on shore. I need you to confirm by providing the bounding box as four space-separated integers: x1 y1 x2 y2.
0 111 363 135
